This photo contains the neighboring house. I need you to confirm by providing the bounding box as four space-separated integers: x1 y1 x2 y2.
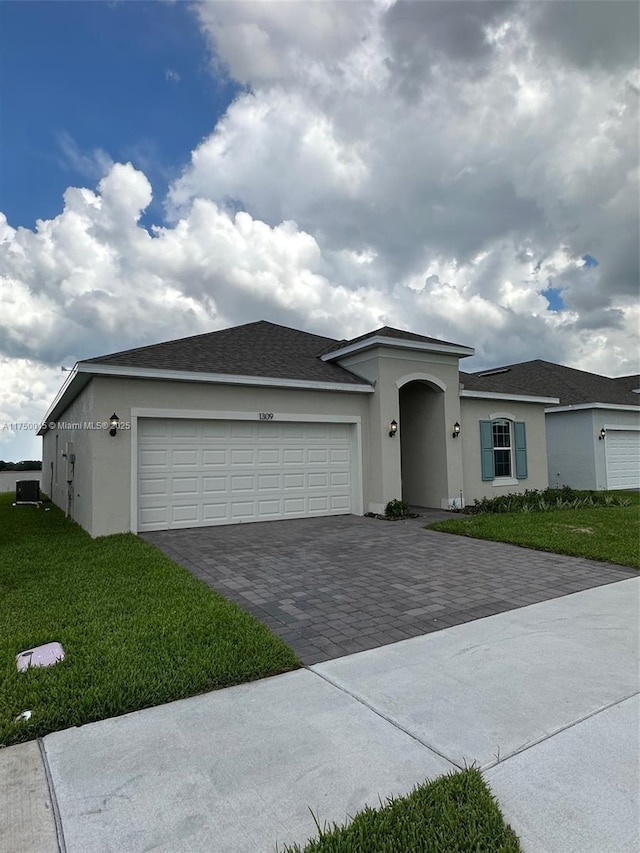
461 361 640 492
40 321 558 537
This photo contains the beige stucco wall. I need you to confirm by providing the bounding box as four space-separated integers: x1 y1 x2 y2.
460 397 549 505
88 376 372 537
340 347 464 510
42 382 95 533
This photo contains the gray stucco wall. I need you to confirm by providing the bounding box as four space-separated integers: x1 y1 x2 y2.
545 409 596 490
460 397 549 504
546 407 640 490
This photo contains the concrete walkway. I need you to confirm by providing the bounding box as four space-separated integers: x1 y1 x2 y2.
4 577 638 853
143 514 636 664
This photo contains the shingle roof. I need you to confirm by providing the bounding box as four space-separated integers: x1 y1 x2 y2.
82 321 376 386
323 325 469 354
462 360 640 407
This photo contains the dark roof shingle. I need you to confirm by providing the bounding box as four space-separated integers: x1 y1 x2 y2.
83 321 369 386
462 360 640 407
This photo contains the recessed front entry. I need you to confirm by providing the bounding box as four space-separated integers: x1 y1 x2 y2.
399 380 448 507
137 418 355 531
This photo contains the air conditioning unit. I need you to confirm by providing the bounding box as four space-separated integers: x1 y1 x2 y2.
15 480 40 504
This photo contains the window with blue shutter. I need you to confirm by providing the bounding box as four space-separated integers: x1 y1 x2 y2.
480 419 528 481
514 421 528 479
480 420 495 480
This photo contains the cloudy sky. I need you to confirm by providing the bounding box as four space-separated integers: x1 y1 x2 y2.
1 0 638 460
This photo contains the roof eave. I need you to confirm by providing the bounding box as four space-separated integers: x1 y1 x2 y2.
460 389 560 405
322 335 475 362
38 362 374 433
545 402 640 414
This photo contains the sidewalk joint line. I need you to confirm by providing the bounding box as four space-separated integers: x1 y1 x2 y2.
307 666 464 771
38 737 67 853
481 689 640 772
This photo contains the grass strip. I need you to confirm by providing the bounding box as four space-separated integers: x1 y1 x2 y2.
429 501 639 569
0 493 300 746
280 768 520 853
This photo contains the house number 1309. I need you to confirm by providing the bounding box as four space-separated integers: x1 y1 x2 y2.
259 412 274 420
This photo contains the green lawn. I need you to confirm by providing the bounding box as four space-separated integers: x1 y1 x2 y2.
0 494 300 747
429 492 640 569
280 768 520 853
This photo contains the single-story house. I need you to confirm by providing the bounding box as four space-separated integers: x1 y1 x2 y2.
460 360 640 492
40 321 561 537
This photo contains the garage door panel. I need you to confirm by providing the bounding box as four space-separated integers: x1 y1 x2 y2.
139 477 168 496
202 422 226 438
172 477 198 494
203 503 228 521
203 476 227 493
284 473 304 489
140 449 167 467
172 423 198 438
231 501 254 518
258 474 280 490
171 505 199 524
308 472 328 488
172 449 198 466
138 418 355 531
231 474 255 491
203 449 227 466
231 449 254 465
139 506 168 528
308 496 329 512
258 499 281 516
330 471 350 487
231 423 254 438
331 495 350 510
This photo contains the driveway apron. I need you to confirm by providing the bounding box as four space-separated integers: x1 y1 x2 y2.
142 513 636 664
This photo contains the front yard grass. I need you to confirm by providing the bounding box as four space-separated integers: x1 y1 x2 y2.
429 492 639 569
0 493 301 747
281 768 520 853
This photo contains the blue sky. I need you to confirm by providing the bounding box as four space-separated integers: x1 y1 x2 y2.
0 0 236 229
0 1 637 461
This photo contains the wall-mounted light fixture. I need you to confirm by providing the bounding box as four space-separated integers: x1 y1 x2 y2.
389 419 398 438
109 413 120 437
598 427 606 441
452 421 461 439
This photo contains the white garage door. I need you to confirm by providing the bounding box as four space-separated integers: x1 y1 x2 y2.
137 418 355 531
605 430 640 490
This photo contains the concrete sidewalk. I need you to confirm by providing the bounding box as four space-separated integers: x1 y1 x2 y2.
3 577 639 853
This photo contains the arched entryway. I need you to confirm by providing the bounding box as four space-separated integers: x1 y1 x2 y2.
399 378 447 508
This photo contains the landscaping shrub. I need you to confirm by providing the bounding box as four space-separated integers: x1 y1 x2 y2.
385 499 411 519
468 487 631 515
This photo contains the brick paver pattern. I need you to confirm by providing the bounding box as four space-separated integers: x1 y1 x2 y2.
142 513 636 665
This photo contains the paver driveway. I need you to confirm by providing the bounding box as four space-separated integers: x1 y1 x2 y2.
142 513 636 665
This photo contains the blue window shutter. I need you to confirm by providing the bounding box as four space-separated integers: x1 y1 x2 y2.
514 422 528 479
480 421 495 481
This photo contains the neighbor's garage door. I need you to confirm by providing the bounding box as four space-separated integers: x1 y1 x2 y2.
137 418 354 531
605 430 640 490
